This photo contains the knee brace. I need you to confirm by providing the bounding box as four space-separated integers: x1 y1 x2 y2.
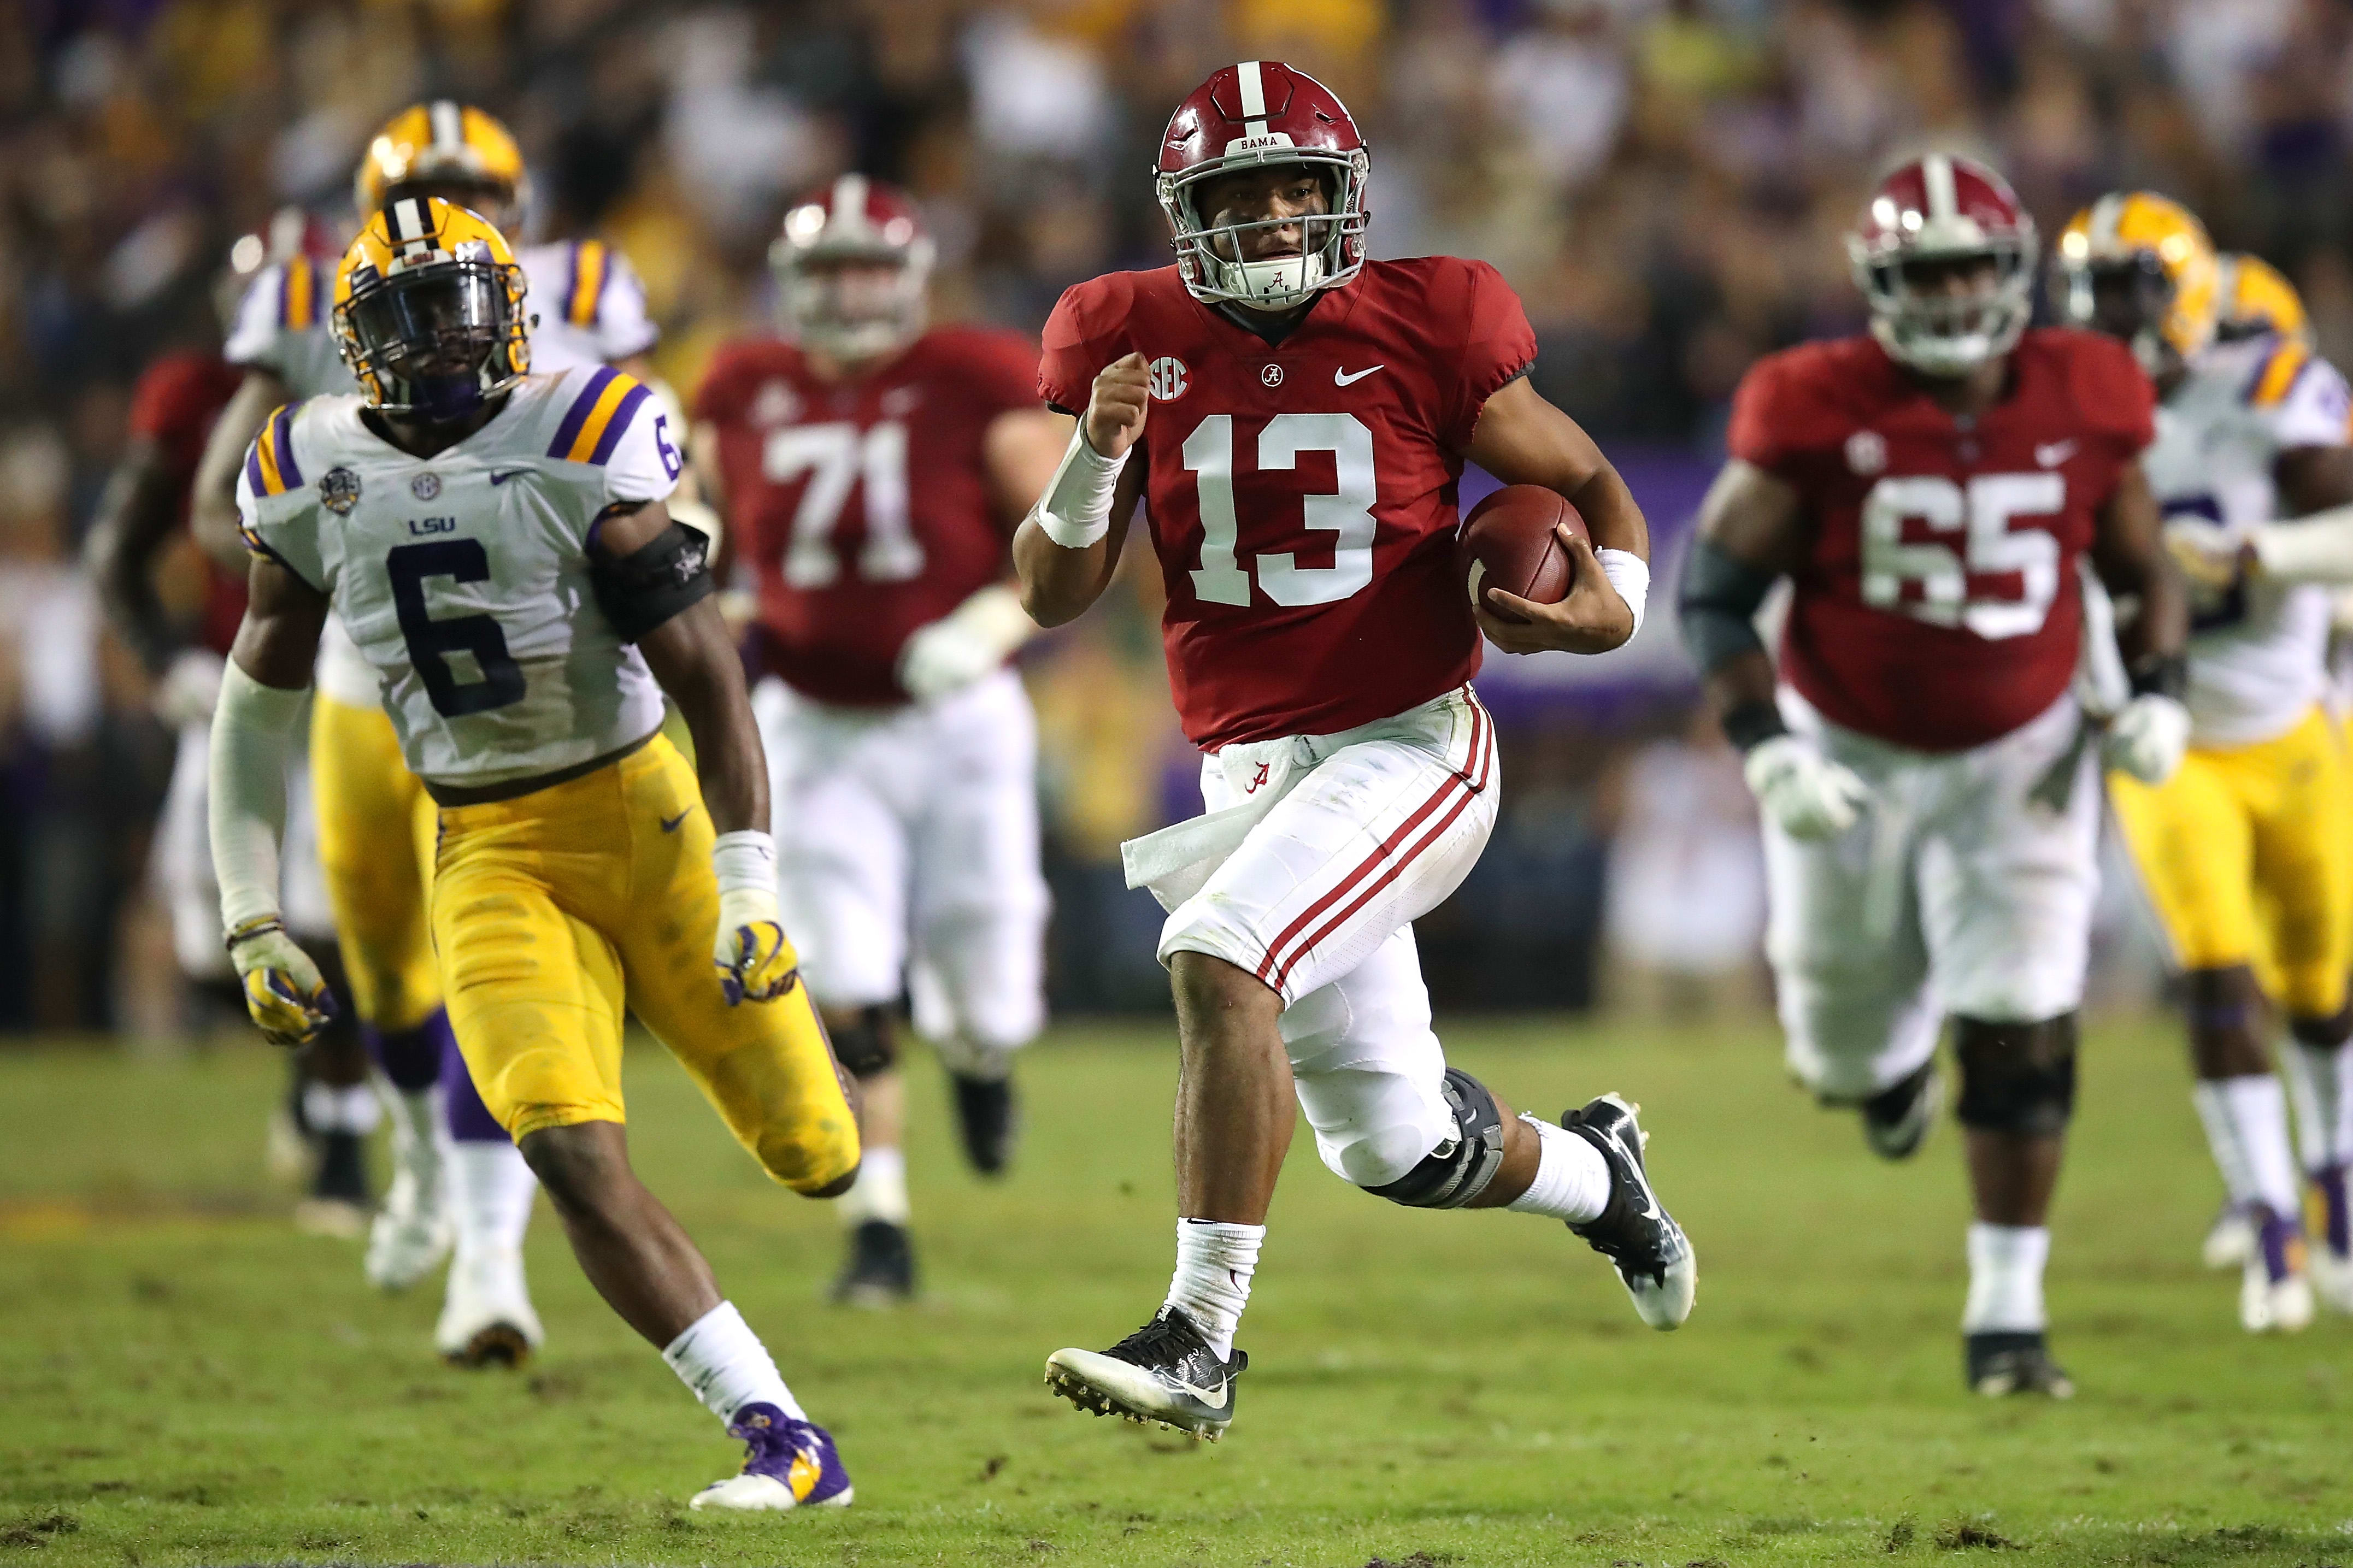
1366 1068 1508 1209
1954 1016 2078 1137
828 1005 898 1081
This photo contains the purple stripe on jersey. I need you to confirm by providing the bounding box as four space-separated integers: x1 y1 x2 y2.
244 439 264 497
269 401 304 488
548 366 619 458
566 242 586 325
586 382 651 465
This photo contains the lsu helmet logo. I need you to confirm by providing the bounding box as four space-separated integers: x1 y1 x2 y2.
1149 357 1189 401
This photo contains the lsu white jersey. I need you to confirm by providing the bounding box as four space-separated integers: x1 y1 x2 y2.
2144 332 2353 746
223 238 660 707
233 365 684 787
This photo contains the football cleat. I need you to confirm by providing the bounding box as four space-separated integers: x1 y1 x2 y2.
366 1152 451 1291
689 1404 853 1512
1966 1330 2075 1398
1044 1306 1246 1440
1861 1060 1942 1161
435 1245 543 1367
830 1219 916 1307
950 1070 1019 1176
1562 1094 1697 1330
2202 1199 2255 1270
2309 1165 2353 1313
2239 1206 2314 1334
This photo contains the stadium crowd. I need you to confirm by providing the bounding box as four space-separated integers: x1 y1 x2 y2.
0 0 2343 1032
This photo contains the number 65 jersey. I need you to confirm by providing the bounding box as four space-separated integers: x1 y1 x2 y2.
234 364 683 787
1728 327 2154 752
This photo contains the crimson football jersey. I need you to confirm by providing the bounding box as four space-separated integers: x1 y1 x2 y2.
127 351 248 656
698 326 1040 705
1728 328 2154 752
1039 257 1536 750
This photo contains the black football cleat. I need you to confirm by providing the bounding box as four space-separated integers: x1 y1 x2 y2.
950 1070 1019 1176
830 1220 916 1307
1862 1059 1943 1161
1044 1306 1245 1440
1966 1330 2075 1398
1563 1094 1696 1329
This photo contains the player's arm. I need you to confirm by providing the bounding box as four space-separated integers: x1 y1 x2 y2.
210 550 332 1046
898 406 1072 699
2089 459 2192 784
191 371 289 571
1460 375 1650 655
1013 352 1149 628
2239 445 2353 582
84 436 193 676
1679 457 1870 839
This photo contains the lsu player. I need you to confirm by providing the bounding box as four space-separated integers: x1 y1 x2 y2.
2060 196 2353 1329
189 102 671 1364
214 197 861 1510
696 177 1067 1304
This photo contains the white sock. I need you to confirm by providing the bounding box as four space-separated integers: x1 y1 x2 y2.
303 1081 383 1135
837 1145 910 1227
1504 1116 1611 1224
2291 1042 2353 1171
1962 1223 2050 1333
448 1139 537 1259
379 1084 442 1183
1164 1218 1262 1359
2193 1075 2298 1213
662 1300 805 1424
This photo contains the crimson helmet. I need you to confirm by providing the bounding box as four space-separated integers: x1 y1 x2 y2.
770 174 936 362
1156 61 1369 312
1847 152 2037 377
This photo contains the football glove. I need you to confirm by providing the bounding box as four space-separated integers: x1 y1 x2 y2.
1743 735 1871 841
2102 693 2191 786
715 886 799 1005
2162 516 2246 596
225 917 336 1047
896 585 1034 702
153 647 225 727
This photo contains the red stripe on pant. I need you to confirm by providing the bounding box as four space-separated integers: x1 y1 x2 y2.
1264 774 1484 994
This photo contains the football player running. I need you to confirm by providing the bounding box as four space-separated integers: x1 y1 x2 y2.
190 102 680 1365
2060 194 2353 1330
215 197 860 1510
696 178 1066 1305
1022 62 1693 1441
1679 155 2190 1397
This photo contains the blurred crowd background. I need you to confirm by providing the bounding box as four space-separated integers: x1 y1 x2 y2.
0 0 2335 1035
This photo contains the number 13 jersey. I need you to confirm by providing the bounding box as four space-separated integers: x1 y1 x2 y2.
234 364 683 786
1039 258 1538 751
1728 327 2154 752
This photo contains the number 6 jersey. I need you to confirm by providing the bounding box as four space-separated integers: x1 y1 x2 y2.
1727 327 2154 752
234 364 683 786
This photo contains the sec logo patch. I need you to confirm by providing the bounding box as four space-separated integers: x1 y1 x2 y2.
1148 357 1188 402
411 472 442 500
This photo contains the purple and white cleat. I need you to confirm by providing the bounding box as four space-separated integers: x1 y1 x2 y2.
688 1404 854 1512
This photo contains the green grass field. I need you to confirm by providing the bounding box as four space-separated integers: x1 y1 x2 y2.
2 1015 2346 1566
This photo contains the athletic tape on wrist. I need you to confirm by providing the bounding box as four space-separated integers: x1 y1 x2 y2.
1596 547 1650 636
710 830 777 896
1034 426 1128 550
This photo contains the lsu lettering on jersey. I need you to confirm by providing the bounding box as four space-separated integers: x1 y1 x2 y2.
1039 258 1536 750
226 239 660 708
233 365 684 786
1728 328 2155 752
2143 332 2353 746
697 327 1039 705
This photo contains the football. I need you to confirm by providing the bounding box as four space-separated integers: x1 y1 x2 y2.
1457 484 1586 623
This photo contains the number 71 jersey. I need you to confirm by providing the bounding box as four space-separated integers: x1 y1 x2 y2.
1728 327 2154 752
234 364 684 786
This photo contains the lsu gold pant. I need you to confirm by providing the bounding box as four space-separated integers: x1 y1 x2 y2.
2110 704 2353 1018
429 734 860 1193
310 693 440 1032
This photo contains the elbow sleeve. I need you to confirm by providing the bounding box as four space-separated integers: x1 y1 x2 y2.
1676 536 1779 674
207 660 307 934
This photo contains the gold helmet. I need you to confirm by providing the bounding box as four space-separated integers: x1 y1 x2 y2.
355 101 530 232
2215 252 2312 345
332 197 529 421
2054 192 2220 372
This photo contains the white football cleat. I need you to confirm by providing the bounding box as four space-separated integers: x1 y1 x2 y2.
2309 1242 2353 1315
2201 1201 2254 1271
435 1246 543 1367
366 1164 451 1291
2238 1207 2314 1334
689 1405 854 1511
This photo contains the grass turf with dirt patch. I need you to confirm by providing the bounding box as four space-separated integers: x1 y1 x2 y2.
1 1016 2346 1566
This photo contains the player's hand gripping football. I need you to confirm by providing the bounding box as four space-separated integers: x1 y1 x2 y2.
1742 735 1872 840
225 916 337 1047
1084 352 1151 459
1474 523 1637 656
715 886 800 1006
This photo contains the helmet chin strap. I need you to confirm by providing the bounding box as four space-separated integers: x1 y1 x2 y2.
404 371 486 423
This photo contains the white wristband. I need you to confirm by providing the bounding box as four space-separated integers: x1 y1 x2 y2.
711 829 777 896
1034 425 1128 550
1597 547 1650 636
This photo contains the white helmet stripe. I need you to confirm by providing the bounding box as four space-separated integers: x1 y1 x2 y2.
2090 192 2126 250
390 197 425 241
1921 152 1957 221
429 100 464 151
1235 60 1267 119
832 172 870 236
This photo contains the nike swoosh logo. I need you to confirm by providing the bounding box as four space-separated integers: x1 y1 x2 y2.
1334 364 1384 387
2035 440 2078 468
1169 1373 1231 1410
489 468 531 486
660 809 693 833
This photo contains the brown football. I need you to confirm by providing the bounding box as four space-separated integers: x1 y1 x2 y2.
1457 485 1585 623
